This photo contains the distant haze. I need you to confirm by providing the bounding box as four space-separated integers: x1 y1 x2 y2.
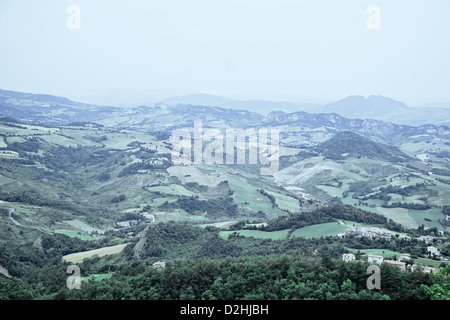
0 0 450 106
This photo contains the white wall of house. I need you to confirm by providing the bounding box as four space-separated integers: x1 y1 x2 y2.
368 254 384 265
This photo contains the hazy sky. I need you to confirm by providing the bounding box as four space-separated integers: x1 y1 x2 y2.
0 0 449 106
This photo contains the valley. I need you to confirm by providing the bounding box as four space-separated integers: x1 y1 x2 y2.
1 90 450 300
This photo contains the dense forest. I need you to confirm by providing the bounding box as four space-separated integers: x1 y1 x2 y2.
258 205 389 232
2 218 449 300
159 196 239 217
2 250 450 300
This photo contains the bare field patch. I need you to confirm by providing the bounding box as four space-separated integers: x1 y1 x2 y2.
167 165 226 187
62 243 129 263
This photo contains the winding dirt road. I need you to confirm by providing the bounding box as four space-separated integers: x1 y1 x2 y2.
4 207 49 234
7 208 22 226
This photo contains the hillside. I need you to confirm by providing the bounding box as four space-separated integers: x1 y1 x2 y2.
264 110 450 144
0 89 120 125
315 131 412 162
0 91 450 301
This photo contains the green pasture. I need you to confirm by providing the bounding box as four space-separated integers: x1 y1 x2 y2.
290 222 348 239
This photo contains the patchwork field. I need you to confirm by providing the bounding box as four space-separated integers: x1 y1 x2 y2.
0 136 7 148
265 190 300 213
0 150 19 158
290 222 348 239
54 230 93 240
62 243 129 263
82 273 114 282
167 165 227 187
227 175 277 214
349 248 407 258
146 184 196 197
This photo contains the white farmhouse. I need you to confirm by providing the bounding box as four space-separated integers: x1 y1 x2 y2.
427 246 441 257
423 266 436 273
418 235 435 244
342 253 356 262
153 261 166 269
367 254 384 265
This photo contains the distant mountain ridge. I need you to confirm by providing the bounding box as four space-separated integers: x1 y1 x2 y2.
1 89 449 146
263 110 450 144
317 95 450 127
0 89 120 124
160 93 319 114
0 89 101 108
319 95 409 116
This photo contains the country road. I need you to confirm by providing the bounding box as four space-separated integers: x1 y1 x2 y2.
8 207 22 226
4 207 50 234
0 264 12 278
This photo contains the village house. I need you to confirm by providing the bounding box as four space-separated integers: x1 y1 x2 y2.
116 219 140 228
367 254 384 265
342 254 438 274
423 266 436 273
398 255 412 262
427 246 441 257
343 227 392 239
418 235 435 244
342 253 356 262
410 264 436 273
153 261 166 269
383 260 407 271
149 157 167 166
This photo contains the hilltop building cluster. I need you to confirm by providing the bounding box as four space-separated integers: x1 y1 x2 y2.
338 225 393 239
342 253 437 273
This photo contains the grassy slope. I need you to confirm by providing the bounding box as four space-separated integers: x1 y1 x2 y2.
1 120 449 263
